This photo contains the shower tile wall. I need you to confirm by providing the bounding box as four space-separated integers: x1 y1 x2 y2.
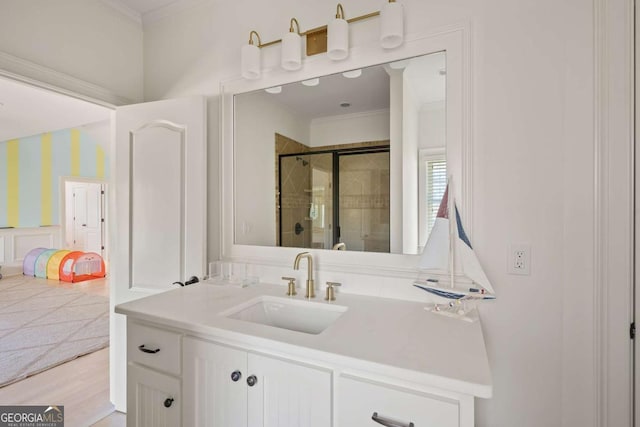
339 152 390 253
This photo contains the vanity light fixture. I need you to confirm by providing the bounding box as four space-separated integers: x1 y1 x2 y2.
380 0 404 49
240 1 405 79
265 86 282 94
328 3 349 61
241 31 262 80
301 78 320 87
342 69 362 79
282 18 303 71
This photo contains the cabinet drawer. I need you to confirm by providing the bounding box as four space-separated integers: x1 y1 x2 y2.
337 375 459 427
128 321 182 375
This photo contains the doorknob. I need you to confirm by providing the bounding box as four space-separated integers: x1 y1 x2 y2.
82 224 87 227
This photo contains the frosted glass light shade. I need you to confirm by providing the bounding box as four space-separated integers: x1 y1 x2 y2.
281 32 302 71
241 44 261 80
328 18 349 61
380 1 404 49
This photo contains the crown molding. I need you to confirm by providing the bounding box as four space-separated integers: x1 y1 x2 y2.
0 50 131 107
142 0 207 26
100 0 143 26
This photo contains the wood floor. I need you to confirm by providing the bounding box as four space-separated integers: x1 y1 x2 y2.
0 275 122 426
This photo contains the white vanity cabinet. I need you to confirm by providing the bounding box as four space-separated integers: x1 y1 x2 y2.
118 285 491 427
336 375 464 427
183 336 332 427
127 321 182 427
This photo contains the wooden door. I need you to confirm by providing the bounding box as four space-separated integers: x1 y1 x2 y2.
111 96 207 411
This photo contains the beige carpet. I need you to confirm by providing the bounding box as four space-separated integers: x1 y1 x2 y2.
0 276 109 387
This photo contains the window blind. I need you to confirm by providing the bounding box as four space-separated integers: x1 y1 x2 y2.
426 159 447 234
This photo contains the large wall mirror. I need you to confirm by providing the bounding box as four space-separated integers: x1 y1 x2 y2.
235 52 446 255
222 29 468 274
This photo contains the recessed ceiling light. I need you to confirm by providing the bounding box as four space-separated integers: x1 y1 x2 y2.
340 102 351 108
342 69 362 79
301 78 320 87
265 86 282 94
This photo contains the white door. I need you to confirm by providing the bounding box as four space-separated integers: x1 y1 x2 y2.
71 182 103 253
127 364 181 427
111 96 207 411
183 338 248 427
247 353 332 427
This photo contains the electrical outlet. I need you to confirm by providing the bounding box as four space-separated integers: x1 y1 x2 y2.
508 244 531 275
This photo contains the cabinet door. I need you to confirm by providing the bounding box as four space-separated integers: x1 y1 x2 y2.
337 375 459 427
127 364 181 427
183 337 248 427
247 353 332 427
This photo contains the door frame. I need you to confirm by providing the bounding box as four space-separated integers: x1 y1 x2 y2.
59 176 108 258
598 0 635 426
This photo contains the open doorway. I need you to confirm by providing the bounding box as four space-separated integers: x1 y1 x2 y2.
0 74 115 424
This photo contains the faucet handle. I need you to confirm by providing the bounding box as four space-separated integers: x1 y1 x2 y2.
282 277 297 297
325 281 341 301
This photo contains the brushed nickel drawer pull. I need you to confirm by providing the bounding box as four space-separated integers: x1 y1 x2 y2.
371 412 415 427
138 344 160 354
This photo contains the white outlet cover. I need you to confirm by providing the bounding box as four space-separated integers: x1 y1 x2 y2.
508 243 531 275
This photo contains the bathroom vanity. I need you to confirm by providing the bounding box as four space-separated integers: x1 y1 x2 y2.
115 282 492 427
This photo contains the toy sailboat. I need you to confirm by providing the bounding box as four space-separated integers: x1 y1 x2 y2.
414 183 496 303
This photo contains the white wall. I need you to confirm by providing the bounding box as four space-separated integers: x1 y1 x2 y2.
234 91 309 246
309 110 389 147
419 101 446 150
0 0 143 103
141 0 597 426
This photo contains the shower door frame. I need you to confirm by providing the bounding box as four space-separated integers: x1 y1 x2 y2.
278 145 390 250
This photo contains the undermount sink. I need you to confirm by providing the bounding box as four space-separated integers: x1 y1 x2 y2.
220 296 347 335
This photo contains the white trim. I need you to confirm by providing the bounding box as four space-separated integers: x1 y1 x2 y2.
99 0 143 26
595 0 635 425
0 50 130 107
310 109 390 126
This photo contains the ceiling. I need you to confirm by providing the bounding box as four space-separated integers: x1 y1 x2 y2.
0 77 112 142
245 52 446 121
114 0 179 15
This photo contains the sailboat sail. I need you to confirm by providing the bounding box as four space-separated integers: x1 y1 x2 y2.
415 183 496 300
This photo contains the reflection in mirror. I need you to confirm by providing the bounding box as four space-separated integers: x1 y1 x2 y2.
234 51 446 254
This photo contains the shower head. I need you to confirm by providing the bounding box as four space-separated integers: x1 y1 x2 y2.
295 156 309 166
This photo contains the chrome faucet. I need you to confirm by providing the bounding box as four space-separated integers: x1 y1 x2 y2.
293 252 315 299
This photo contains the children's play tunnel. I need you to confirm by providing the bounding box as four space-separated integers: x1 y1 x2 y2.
23 248 106 282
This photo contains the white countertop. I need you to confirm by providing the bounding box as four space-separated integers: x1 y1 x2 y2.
115 282 492 398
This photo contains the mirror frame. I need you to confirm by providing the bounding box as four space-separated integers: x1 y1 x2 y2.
221 24 471 278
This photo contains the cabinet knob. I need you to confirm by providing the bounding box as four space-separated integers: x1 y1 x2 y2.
163 398 174 408
231 370 242 382
247 375 258 387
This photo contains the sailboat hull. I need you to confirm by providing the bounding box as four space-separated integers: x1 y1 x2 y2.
413 281 496 300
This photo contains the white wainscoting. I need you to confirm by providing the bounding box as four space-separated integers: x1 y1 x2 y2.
0 226 61 269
